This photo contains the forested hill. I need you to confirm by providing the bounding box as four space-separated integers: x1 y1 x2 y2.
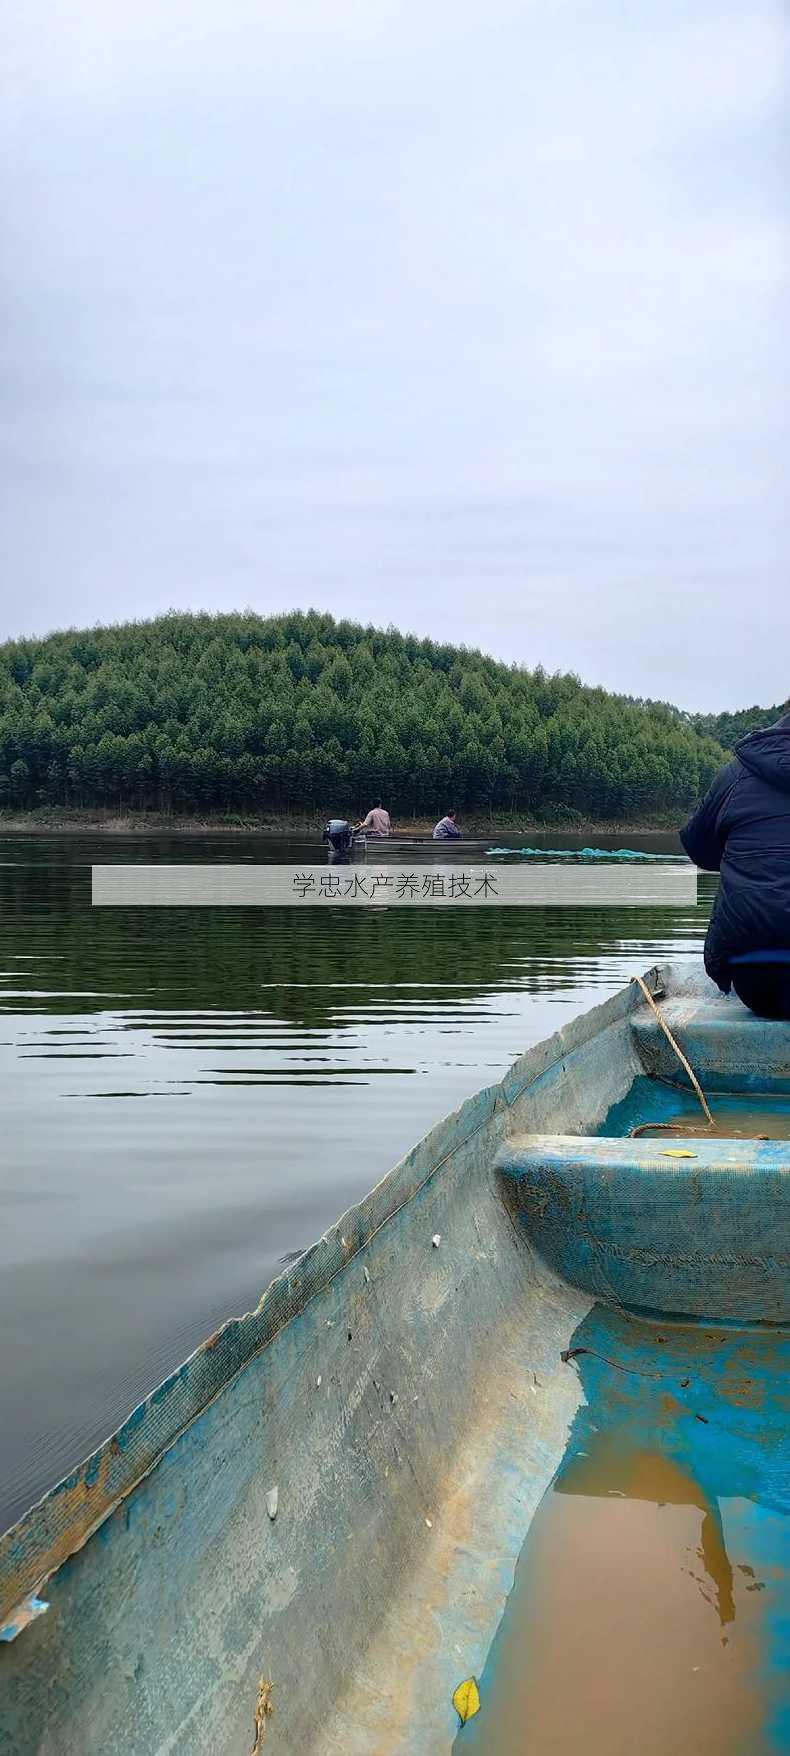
691 703 785 751
0 610 725 820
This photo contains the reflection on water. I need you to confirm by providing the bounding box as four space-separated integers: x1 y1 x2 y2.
459 1309 788 1756
462 1460 755 1756
0 832 708 1532
557 1440 736 1626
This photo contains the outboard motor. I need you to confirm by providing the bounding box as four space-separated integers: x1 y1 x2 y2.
322 818 354 864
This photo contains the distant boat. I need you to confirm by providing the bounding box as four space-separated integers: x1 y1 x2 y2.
316 829 497 859
314 832 501 861
0 964 787 1753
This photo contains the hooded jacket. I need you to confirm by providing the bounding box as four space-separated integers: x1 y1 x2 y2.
680 713 790 991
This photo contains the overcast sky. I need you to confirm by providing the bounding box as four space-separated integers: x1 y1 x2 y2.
2 0 788 710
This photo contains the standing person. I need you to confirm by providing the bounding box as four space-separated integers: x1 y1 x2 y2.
432 809 462 840
680 707 790 1018
355 801 392 837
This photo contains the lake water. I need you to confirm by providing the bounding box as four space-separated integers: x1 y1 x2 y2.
0 830 711 1534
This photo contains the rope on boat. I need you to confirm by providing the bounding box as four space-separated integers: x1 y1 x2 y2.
630 974 714 1129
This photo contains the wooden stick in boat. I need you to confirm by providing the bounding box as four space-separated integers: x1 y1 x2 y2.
631 973 714 1127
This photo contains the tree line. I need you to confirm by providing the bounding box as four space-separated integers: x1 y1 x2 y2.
691 703 785 751
0 609 726 819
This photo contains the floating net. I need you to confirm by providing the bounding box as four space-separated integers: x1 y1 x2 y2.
485 846 686 862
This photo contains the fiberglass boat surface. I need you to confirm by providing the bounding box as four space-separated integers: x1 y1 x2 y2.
0 963 787 1754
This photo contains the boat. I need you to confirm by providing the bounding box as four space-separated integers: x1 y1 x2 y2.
0 962 787 1753
351 835 498 857
316 829 498 863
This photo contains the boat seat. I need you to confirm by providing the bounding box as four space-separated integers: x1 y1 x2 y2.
494 1133 789 1321
630 995 790 1092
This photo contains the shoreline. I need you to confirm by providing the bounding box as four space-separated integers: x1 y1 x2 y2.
0 807 685 838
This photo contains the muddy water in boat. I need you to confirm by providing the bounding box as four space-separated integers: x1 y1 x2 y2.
603 1079 790 1143
636 1104 790 1140
460 1312 788 1756
464 1454 760 1754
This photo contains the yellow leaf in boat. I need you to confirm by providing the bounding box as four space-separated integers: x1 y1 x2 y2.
453 1677 481 1724
661 1149 697 1158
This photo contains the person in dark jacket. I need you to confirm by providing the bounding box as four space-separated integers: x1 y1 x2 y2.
680 709 790 1018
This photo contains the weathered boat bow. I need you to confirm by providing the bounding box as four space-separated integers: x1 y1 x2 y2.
0 964 787 1754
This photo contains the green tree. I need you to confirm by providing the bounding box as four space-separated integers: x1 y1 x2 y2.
0 609 730 821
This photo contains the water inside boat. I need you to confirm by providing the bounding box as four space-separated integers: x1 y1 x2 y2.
458 1308 788 1755
637 1108 790 1140
601 1077 790 1140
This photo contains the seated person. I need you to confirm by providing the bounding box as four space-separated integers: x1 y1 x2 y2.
432 809 462 841
355 800 391 837
680 708 790 1019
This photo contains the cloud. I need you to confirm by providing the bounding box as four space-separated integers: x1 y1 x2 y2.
1 0 788 709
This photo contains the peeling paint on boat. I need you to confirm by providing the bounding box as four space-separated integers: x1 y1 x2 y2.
0 963 786 1754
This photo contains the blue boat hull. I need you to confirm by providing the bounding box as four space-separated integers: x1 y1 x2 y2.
0 964 787 1753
